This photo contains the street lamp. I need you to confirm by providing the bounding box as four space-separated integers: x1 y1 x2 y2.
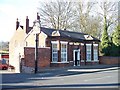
33 20 41 74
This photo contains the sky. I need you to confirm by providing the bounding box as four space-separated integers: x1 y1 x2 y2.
0 0 119 42
0 0 40 42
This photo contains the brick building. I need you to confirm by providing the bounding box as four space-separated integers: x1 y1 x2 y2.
9 13 100 73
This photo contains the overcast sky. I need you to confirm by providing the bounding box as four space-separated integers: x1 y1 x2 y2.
0 0 119 42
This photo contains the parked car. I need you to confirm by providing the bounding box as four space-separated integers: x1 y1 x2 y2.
0 60 15 70
8 65 15 70
0 63 8 70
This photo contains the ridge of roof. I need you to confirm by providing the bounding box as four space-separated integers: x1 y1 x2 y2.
41 27 87 35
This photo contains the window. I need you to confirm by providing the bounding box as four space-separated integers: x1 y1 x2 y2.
52 41 58 62
86 44 91 61
61 42 67 62
93 44 98 61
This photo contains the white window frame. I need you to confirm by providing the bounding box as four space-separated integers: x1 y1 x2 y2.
93 44 98 61
51 41 59 62
60 41 68 62
86 44 92 61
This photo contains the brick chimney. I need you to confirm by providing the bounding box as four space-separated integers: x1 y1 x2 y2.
16 18 19 30
37 12 40 20
26 16 29 34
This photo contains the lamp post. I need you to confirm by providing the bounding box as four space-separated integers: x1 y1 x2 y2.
33 20 40 74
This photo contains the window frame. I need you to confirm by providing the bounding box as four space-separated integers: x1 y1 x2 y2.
51 41 59 62
60 41 68 62
93 44 98 61
86 44 92 61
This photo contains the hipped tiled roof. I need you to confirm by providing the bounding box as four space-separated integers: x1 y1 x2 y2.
40 27 100 42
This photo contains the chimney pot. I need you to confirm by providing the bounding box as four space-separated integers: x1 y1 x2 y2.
16 18 19 30
37 12 40 20
17 18 18 21
26 16 28 19
26 16 29 33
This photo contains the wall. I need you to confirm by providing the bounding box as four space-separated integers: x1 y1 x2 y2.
25 31 47 47
23 47 51 70
9 27 26 73
50 62 73 67
46 37 100 67
99 56 120 65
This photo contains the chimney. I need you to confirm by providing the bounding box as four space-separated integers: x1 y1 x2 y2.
26 16 29 34
37 12 40 20
16 18 19 30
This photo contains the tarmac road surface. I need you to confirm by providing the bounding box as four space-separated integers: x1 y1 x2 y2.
1 64 120 89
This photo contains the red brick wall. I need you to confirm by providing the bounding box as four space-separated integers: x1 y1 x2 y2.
99 56 120 65
80 45 85 60
69 45 73 61
24 47 51 68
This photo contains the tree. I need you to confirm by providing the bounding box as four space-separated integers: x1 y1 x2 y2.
74 0 101 38
97 1 118 35
38 0 75 30
0 41 9 51
99 1 118 56
110 25 120 56
86 15 102 38
101 16 111 56
112 25 120 47
74 1 94 32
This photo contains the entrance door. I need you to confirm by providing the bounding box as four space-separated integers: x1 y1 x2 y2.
73 49 80 66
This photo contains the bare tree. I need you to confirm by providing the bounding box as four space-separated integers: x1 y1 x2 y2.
77 1 95 32
38 0 117 39
87 15 102 39
97 1 118 35
38 0 75 30
74 0 102 38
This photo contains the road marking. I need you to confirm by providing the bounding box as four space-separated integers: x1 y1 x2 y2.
68 67 119 72
84 76 113 82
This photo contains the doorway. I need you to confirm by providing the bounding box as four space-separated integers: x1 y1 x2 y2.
73 49 80 66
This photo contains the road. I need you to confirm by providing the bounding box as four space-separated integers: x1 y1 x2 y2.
0 65 120 89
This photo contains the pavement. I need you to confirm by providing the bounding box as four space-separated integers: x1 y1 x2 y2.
0 64 119 75
38 64 119 73
41 64 119 77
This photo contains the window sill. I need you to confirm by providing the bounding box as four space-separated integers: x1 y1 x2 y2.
93 60 99 62
81 60 85 62
69 61 73 62
51 62 69 63
86 60 92 62
86 60 99 62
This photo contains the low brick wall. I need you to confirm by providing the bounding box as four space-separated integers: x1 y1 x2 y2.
99 56 120 65
24 47 51 69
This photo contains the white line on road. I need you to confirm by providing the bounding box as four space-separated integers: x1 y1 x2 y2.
68 67 119 72
84 76 113 82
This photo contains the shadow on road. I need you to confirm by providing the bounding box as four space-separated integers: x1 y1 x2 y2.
2 83 120 89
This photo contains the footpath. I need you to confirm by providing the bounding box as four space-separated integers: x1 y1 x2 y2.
1 64 119 75
39 64 119 74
